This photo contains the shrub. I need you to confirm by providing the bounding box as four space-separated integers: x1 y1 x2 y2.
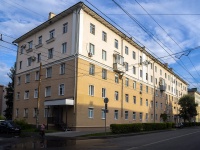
110 123 142 134
0 115 5 120
14 119 32 130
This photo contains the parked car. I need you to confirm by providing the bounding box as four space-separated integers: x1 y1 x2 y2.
175 122 184 128
0 120 21 134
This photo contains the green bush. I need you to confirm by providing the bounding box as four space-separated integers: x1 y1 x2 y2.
110 123 142 134
14 119 32 130
0 115 5 120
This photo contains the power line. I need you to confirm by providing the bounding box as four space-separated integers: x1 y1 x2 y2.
112 0 200 88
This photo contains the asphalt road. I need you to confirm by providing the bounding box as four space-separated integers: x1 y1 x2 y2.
1 127 200 149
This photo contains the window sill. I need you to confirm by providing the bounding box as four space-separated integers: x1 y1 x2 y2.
26 48 33 53
46 37 55 44
35 43 43 49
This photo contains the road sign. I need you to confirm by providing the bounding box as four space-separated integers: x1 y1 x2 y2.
104 97 109 103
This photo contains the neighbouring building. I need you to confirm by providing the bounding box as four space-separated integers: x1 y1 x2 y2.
188 88 200 122
13 2 188 130
0 85 7 116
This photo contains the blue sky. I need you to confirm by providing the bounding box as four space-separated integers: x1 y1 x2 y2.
1 0 200 90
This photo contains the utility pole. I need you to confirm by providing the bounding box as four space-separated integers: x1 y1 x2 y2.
36 62 42 128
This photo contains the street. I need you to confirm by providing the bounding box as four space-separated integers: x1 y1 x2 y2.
0 127 200 149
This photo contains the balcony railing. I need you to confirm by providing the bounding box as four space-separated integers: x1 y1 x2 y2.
113 63 125 73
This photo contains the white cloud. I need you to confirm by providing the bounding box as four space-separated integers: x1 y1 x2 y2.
0 63 11 86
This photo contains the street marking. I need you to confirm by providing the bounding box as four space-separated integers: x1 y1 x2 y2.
126 130 200 150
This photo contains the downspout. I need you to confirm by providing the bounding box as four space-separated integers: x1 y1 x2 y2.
153 61 156 123
121 37 124 119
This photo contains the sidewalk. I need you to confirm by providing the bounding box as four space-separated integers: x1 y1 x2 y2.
45 130 104 138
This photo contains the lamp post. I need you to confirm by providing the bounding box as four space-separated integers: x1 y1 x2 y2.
104 98 109 135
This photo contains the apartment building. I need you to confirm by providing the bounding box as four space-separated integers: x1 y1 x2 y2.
0 85 6 116
188 88 200 122
13 2 188 130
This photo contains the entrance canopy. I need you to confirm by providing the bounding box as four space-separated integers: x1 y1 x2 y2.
44 98 74 106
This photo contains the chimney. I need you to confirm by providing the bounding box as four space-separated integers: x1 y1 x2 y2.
164 63 168 67
48 12 56 19
169 68 173 71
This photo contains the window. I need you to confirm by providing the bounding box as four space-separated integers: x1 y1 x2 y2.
125 94 129 102
115 74 119 83
140 56 142 64
146 113 148 120
101 109 105 119
165 73 167 78
60 63 65 75
132 51 136 59
89 85 94 96
114 110 118 120
17 76 21 85
160 69 162 75
89 43 95 55
63 23 68 33
16 109 19 118
38 36 42 44
62 42 67 54
59 84 65 95
24 91 29 99
133 81 136 89
133 66 136 74
146 86 148 93
133 112 136 120
34 89 38 98
102 88 106 98
114 39 118 49
46 67 52 78
33 108 37 118
115 91 119 100
146 73 148 80
102 31 107 42
49 29 55 39
37 53 41 62
102 50 107 60
125 46 129 55
16 92 20 100
140 83 143 91
139 112 143 120
45 86 51 97
156 101 158 108
48 48 53 59
146 99 148 106
89 64 95 75
27 57 32 66
102 69 107 79
19 61 22 69
155 114 158 120
24 108 28 118
151 76 153 82
151 114 153 120
125 111 128 120
90 23 95 35
140 70 143 78
125 62 128 71
151 101 153 108
35 71 39 80
140 98 142 106
155 66 157 72
20 47 24 54
133 96 136 104
161 103 163 109
125 78 129 86
28 41 33 49
88 108 94 118
25 74 30 83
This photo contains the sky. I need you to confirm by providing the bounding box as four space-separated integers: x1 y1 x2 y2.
1 0 200 90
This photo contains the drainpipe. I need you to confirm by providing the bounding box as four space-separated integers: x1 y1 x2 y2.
153 61 156 123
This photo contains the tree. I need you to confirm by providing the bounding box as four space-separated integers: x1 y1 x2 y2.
4 63 15 120
160 113 167 122
178 95 198 122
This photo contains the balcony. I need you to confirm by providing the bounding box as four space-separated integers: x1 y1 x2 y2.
113 63 125 73
160 85 166 91
159 78 166 91
113 53 125 73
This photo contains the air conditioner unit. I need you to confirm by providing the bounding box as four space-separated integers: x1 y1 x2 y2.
31 56 36 61
140 91 142 94
88 52 93 57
